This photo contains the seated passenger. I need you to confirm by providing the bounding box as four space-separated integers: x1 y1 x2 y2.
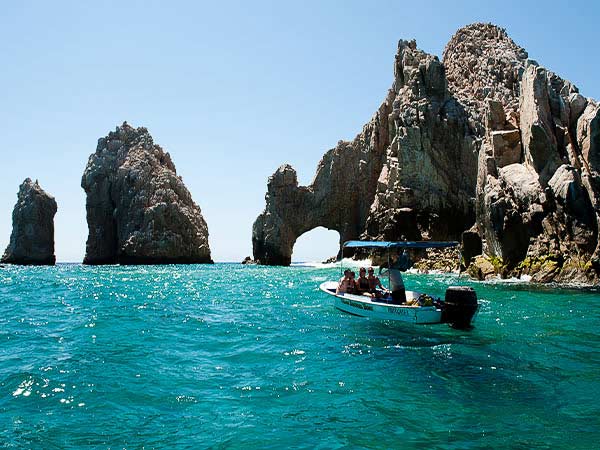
367 267 386 297
336 269 351 294
338 269 350 285
356 267 371 296
346 271 357 294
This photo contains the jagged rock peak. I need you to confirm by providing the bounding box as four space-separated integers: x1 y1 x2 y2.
443 23 529 133
1 178 57 265
81 122 212 265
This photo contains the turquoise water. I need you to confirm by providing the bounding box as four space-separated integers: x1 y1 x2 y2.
1 263 599 449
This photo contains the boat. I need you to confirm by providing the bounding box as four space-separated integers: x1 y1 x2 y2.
319 240 479 329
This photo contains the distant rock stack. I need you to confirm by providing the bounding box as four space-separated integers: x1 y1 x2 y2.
1 178 57 265
81 122 212 265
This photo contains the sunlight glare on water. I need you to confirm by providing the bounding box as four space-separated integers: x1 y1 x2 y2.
1 263 599 448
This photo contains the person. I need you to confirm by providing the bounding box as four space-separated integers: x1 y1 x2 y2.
380 250 411 304
347 271 357 294
339 269 350 284
336 269 351 294
397 248 411 271
356 267 371 296
367 267 386 298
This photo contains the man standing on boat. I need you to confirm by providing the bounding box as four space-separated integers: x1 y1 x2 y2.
380 243 411 304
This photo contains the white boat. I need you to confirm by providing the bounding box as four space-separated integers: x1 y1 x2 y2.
320 240 479 329
320 281 443 324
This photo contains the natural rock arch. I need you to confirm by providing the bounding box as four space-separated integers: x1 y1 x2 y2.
253 39 478 266
292 226 341 263
252 92 392 266
252 156 384 266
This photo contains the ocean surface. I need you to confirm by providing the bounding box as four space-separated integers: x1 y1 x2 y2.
1 262 599 449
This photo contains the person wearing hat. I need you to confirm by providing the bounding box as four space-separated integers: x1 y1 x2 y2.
380 249 411 304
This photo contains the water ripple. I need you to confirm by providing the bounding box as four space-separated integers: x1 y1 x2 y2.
0 263 599 447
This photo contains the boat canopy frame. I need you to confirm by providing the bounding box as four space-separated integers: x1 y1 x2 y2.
342 240 460 250
339 240 463 283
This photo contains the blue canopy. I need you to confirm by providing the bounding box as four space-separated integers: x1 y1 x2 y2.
342 240 459 249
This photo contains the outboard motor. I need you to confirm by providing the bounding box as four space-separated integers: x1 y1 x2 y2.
441 286 478 329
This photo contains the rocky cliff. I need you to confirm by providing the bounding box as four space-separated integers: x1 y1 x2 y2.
253 23 600 283
81 122 212 265
253 39 479 265
1 178 57 265
446 25 599 283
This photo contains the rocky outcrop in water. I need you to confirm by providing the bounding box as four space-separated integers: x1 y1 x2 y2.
450 27 599 283
253 39 477 265
253 23 600 283
81 122 212 265
1 178 57 265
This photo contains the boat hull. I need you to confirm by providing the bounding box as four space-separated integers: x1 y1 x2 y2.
320 281 442 324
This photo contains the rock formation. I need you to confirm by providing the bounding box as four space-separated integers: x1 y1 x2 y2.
448 25 599 283
253 39 477 265
81 122 212 264
253 23 600 283
1 178 57 265
442 23 528 136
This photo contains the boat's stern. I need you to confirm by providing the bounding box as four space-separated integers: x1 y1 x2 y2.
440 286 478 329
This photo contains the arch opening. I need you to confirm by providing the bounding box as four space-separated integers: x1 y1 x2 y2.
292 227 340 263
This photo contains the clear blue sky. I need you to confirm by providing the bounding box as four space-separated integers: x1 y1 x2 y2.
0 0 598 262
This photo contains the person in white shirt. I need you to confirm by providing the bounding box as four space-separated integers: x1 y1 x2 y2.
380 249 410 304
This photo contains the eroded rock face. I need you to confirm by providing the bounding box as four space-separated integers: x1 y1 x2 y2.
454 25 598 282
575 102 600 267
486 73 597 279
253 23 600 282
81 122 212 264
364 40 478 243
253 39 477 265
443 23 528 135
1 178 57 265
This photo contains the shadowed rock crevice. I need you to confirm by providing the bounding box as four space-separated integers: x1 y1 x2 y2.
81 122 212 265
1 178 57 265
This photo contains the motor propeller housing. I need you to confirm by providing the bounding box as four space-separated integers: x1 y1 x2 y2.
441 286 478 329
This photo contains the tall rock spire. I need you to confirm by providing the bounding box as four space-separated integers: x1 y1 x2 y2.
2 178 57 265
